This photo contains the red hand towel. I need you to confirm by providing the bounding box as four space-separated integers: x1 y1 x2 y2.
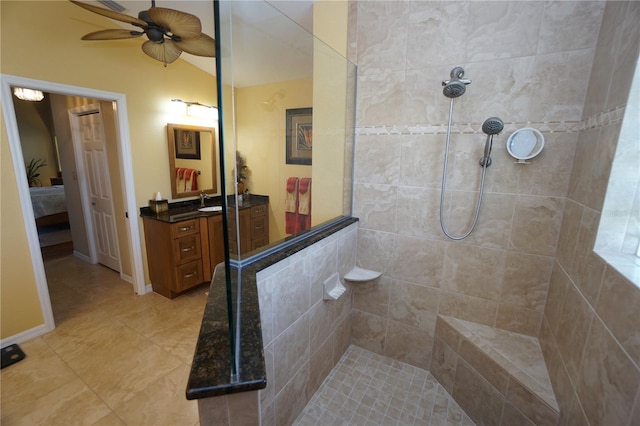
298 178 311 232
285 177 299 234
298 178 310 194
191 171 198 191
286 177 298 192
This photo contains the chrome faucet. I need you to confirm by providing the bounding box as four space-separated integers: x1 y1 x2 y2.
199 191 209 207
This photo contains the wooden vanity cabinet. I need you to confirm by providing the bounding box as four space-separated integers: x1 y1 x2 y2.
143 216 226 299
143 217 204 299
200 215 225 280
228 203 269 255
142 200 268 298
249 204 269 251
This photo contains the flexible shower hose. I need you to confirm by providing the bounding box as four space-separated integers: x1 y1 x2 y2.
439 98 489 240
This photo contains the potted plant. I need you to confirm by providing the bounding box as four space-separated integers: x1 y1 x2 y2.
26 158 47 187
234 151 249 193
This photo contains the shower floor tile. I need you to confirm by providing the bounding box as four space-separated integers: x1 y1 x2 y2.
294 345 475 426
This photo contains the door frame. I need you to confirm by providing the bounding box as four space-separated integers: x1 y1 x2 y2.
1 74 146 334
69 103 121 270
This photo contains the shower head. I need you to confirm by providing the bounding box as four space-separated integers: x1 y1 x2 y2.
482 117 504 135
443 80 467 98
479 117 504 167
450 67 465 80
442 66 472 99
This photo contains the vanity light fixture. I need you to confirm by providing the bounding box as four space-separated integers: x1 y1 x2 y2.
13 87 44 102
171 99 217 119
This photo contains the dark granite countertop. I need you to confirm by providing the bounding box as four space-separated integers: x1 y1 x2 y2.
139 194 269 223
185 216 358 400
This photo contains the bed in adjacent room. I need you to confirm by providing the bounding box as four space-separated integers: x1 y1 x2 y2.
29 185 69 227
29 185 72 252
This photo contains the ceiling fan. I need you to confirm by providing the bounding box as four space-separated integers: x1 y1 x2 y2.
70 0 215 65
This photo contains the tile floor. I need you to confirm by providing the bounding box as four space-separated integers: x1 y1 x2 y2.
3 253 474 426
294 345 475 426
1 253 208 425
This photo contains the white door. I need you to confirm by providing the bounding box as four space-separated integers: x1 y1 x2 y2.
72 107 121 272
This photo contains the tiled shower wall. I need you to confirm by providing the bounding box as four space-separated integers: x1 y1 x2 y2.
350 0 605 368
257 223 358 426
540 1 640 425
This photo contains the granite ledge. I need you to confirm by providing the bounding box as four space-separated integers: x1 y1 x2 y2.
185 216 358 400
140 194 269 223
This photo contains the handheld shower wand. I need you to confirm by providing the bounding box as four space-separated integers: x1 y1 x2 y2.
478 117 504 167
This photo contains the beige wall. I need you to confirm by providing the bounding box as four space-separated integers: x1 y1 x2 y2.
257 223 357 425
1 111 46 337
351 0 601 367
540 2 640 424
14 98 59 185
1 1 217 339
235 78 313 242
351 1 640 424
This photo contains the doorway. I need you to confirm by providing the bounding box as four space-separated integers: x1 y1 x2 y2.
1 74 146 336
69 104 121 272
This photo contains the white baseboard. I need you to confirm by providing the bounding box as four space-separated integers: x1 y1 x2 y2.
1 323 52 348
73 250 92 263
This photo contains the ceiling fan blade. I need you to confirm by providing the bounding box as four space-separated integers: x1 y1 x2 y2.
142 39 182 65
69 1 147 27
82 29 143 40
174 34 215 57
148 7 201 40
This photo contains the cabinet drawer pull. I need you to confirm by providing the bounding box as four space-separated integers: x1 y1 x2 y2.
179 226 191 232
184 271 197 278
181 246 194 252
254 208 263 214
255 225 263 230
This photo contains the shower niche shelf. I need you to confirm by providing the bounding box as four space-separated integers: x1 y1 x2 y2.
344 267 382 282
323 273 346 300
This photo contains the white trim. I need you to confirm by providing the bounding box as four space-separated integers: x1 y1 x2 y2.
0 324 52 348
73 250 93 264
110 100 147 293
0 77 56 336
68 104 102 265
0 74 148 342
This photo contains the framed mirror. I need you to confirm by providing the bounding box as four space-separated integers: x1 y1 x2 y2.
167 123 218 199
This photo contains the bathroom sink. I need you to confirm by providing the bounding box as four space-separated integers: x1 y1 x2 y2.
198 206 222 212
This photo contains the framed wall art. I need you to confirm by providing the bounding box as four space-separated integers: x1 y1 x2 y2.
285 107 312 165
174 128 201 160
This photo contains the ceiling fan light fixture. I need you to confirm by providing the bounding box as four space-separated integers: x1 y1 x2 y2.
70 0 215 65
13 88 44 102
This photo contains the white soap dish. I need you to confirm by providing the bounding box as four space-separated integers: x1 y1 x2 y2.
344 267 382 282
323 273 346 300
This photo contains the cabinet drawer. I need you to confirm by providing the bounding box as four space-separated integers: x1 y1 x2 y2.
175 260 203 291
250 216 267 239
173 235 201 263
250 204 267 218
171 219 199 238
251 236 268 251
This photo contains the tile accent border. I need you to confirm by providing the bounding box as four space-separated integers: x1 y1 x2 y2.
355 105 625 136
